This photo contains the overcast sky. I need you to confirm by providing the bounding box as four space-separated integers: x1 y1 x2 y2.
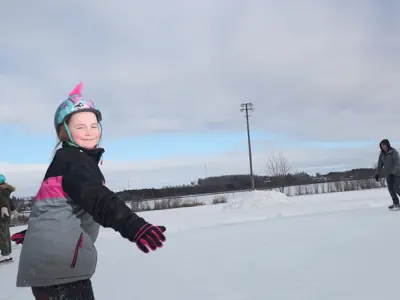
1 1 399 196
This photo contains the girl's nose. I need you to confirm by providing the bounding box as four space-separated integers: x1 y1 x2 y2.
85 129 94 135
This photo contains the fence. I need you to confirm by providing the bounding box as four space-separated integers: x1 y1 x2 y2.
267 177 386 196
126 177 386 203
10 213 30 227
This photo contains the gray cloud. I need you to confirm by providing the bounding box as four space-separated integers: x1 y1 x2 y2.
1 1 399 139
1 1 399 195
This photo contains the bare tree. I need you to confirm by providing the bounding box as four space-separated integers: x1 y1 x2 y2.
313 183 320 194
266 154 291 193
327 182 335 193
304 185 311 195
267 154 291 175
334 180 343 192
379 178 387 187
321 182 326 193
294 184 305 196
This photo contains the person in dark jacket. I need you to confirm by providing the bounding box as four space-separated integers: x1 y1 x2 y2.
375 138 400 209
0 174 16 263
15 82 167 299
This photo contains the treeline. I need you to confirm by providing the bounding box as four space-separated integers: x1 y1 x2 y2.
114 167 377 202
10 165 377 205
9 196 34 213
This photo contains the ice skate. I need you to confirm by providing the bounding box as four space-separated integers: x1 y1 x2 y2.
0 255 12 264
388 204 400 210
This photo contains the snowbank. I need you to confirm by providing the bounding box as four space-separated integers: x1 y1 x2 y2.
4 189 400 300
225 190 289 209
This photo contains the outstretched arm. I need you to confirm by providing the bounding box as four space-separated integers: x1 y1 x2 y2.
62 155 145 242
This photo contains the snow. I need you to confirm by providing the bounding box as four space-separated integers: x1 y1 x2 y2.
2 188 400 299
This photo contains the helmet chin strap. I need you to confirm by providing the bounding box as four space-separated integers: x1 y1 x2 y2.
63 122 79 148
63 121 103 148
97 122 103 147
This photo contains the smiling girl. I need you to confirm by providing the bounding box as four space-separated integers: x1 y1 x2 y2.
15 82 167 299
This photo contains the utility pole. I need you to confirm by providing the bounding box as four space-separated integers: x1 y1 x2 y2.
240 103 255 190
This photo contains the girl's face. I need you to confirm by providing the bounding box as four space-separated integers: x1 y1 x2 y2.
68 111 101 149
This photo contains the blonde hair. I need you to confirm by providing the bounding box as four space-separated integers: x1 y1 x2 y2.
52 124 71 156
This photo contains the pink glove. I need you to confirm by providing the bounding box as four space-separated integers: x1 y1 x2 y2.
134 223 166 253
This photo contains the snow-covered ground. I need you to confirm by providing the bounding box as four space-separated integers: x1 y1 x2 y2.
2 188 400 299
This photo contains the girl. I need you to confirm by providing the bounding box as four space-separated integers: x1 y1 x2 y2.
0 174 16 263
15 82 166 299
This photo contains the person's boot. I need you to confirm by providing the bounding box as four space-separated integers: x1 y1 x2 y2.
389 203 400 210
0 254 12 263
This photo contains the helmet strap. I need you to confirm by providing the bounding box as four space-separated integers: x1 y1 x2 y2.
97 122 103 147
63 122 79 148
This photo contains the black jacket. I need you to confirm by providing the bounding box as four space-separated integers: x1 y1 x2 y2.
46 142 146 241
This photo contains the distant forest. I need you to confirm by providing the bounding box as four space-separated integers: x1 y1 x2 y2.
111 167 376 201
12 154 378 204
11 167 377 206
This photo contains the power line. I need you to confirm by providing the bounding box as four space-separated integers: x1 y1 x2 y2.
240 103 255 190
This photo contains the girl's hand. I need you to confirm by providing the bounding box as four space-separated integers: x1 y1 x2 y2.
134 223 166 253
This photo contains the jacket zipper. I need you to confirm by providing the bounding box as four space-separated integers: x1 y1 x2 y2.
70 233 83 268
